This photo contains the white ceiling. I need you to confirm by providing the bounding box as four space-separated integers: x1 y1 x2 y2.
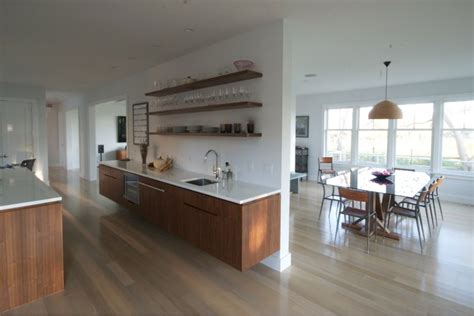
1 0 472 95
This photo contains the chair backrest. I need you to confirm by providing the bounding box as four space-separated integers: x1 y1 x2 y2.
319 157 333 164
417 187 429 204
436 175 445 186
338 187 369 203
21 159 36 171
394 167 415 172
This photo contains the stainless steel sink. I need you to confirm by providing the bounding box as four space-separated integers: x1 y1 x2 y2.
185 178 218 186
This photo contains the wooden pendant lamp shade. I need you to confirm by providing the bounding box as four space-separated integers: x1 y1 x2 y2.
368 61 403 119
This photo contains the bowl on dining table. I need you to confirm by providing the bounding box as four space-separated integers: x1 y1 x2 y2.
371 169 393 179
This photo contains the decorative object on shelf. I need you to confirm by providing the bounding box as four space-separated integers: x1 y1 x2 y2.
145 70 262 97
117 116 127 143
187 125 202 133
296 116 309 138
225 124 232 133
220 124 226 133
233 123 241 134
132 102 149 145
368 61 403 119
247 121 254 134
233 60 254 71
139 143 148 165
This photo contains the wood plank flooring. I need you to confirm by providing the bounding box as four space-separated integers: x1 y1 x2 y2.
2 167 473 315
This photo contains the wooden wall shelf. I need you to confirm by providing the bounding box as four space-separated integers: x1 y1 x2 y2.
145 70 262 97
148 101 262 116
149 132 262 138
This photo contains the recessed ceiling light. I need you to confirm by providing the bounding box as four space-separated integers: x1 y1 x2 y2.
184 28 194 33
304 73 317 78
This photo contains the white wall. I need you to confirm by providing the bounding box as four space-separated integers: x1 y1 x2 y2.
47 106 60 167
94 100 127 161
66 108 80 170
296 77 474 205
81 21 293 271
0 82 49 182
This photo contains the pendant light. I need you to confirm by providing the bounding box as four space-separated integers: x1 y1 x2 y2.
368 61 403 119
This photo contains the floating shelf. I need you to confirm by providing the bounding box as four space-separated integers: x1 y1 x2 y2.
149 132 262 138
145 70 263 97
148 101 262 116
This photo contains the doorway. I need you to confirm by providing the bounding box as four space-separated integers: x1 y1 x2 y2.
0 99 35 167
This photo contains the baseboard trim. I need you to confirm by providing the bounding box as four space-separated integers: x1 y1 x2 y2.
261 252 292 272
439 193 474 205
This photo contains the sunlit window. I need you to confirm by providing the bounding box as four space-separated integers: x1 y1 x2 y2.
358 107 388 165
325 108 352 162
442 100 474 172
395 103 433 168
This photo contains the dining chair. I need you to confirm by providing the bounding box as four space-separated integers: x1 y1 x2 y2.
433 176 445 221
384 188 428 252
318 156 336 180
318 174 344 220
400 182 436 235
20 159 36 171
335 187 376 253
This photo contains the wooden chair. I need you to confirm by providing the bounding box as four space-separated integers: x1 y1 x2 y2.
385 188 428 252
400 181 436 235
432 176 445 221
318 157 336 180
20 159 36 171
318 174 344 220
335 188 376 253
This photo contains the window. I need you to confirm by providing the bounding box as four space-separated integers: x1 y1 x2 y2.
358 107 388 165
325 108 352 162
395 103 433 168
442 100 474 172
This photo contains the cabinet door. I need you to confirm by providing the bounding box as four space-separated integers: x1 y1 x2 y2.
179 203 200 247
138 182 161 222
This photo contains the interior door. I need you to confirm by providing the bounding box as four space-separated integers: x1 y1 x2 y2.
0 100 34 165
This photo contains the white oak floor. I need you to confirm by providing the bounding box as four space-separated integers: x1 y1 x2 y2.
2 168 473 315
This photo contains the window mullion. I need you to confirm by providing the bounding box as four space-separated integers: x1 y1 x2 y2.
432 100 443 173
352 106 359 165
387 119 396 168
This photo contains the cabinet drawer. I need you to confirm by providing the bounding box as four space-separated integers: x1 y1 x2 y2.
183 190 220 216
139 176 168 192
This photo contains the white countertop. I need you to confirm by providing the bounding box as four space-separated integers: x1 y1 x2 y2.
0 168 62 211
101 161 280 204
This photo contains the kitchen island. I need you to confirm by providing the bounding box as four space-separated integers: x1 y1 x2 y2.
99 160 281 271
0 168 63 313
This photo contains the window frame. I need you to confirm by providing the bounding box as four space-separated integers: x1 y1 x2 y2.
439 98 474 176
321 93 474 178
324 106 354 163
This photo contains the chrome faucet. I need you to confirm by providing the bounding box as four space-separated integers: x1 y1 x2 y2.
204 149 221 180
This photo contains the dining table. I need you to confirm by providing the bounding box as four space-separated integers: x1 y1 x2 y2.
324 168 432 240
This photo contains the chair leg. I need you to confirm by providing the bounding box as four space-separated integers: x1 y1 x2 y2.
415 216 423 253
318 198 325 220
423 206 432 236
428 202 436 229
418 213 426 242
329 200 333 217
366 211 370 254
335 210 342 242
432 197 438 226
437 196 444 220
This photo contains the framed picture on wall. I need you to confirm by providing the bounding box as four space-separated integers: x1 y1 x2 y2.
132 102 149 145
117 116 127 143
296 116 309 138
